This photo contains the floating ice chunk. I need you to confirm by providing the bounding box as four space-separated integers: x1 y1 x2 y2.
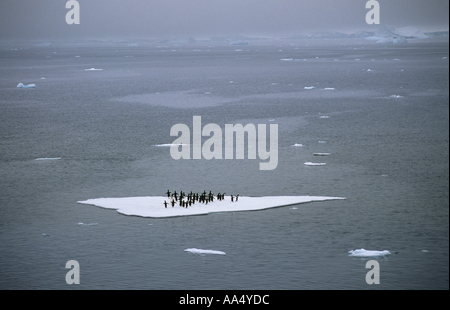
42 233 50 237
17 83 36 88
323 88 335 90
367 69 374 72
291 143 304 147
304 162 326 166
185 248 226 255
348 248 390 257
319 116 330 119
390 95 404 98
85 68 103 71
290 207 298 210
76 222 98 226
41 77 46 80
78 196 346 218
313 153 331 156
422 250 429 253
34 157 61 161
280 58 294 61
304 86 315 90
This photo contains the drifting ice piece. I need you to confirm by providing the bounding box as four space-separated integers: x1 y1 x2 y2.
17 83 36 88
348 248 391 257
304 86 316 90
304 162 326 166
85 68 103 71
184 248 226 255
77 196 346 218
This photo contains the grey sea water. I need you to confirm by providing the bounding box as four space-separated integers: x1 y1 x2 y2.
0 40 448 290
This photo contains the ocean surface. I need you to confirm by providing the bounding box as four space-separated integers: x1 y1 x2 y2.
0 39 448 290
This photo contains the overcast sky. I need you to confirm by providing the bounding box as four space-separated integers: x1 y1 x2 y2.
0 0 448 40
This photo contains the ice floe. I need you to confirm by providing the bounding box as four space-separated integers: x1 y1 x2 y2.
291 143 304 147
304 162 326 166
76 222 98 226
184 248 226 255
17 83 36 88
348 249 391 257
323 88 335 90
390 95 404 98
319 116 330 119
77 196 345 218
34 157 61 161
85 68 103 71
304 86 316 90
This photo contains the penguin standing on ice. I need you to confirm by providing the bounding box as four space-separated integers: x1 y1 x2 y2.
163 201 168 208
166 190 171 198
231 195 234 202
236 194 239 202
170 198 175 207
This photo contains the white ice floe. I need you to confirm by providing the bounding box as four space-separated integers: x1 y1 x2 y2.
185 248 226 255
85 68 103 71
76 222 98 226
17 83 36 88
323 88 335 90
390 95 404 98
313 153 331 156
78 196 345 218
304 162 326 166
348 249 391 257
319 116 330 119
280 58 294 61
291 143 304 147
34 157 61 161
304 86 316 90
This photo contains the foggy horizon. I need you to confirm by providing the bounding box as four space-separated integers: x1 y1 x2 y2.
0 0 448 41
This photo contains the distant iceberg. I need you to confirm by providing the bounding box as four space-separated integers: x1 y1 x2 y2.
348 249 390 257
304 162 326 166
185 248 226 255
78 196 346 218
17 83 36 88
34 157 61 161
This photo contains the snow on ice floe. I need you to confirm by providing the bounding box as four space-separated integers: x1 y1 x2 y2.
85 68 103 71
304 162 326 166
184 248 226 255
17 83 36 88
348 249 391 257
76 222 98 226
77 196 346 218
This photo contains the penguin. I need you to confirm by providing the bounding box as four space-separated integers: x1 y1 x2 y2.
163 200 168 208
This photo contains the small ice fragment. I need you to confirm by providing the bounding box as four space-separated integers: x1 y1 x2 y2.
280 58 294 61
348 248 390 257
422 250 429 253
319 116 330 119
34 157 61 161
304 162 326 166
393 58 400 61
304 86 315 90
76 222 98 226
229 81 234 83
17 83 37 88
85 68 103 71
290 207 298 210
184 248 226 255
323 88 335 90
390 95 404 98
367 69 374 72
291 143 303 147
41 77 46 79
42 233 50 237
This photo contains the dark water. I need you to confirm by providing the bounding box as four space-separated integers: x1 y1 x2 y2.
0 40 448 290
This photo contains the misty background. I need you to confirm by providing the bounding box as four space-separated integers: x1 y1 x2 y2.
0 0 448 40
